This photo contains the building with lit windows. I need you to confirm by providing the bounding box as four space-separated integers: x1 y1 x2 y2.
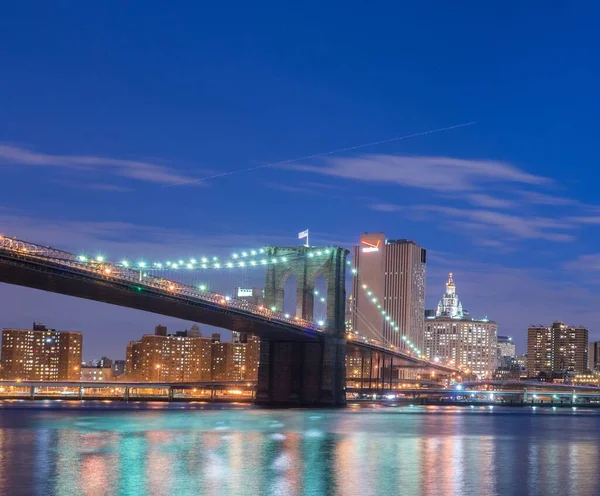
125 325 212 382
589 341 600 372
497 335 516 367
351 233 426 352
234 287 264 307
527 322 588 378
81 364 114 381
212 333 260 381
424 274 498 378
0 323 82 381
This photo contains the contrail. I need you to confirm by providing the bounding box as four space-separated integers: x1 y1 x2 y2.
163 121 476 187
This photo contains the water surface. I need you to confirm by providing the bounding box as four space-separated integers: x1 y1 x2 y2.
0 401 599 496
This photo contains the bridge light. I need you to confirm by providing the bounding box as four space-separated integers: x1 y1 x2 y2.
371 298 377 303
317 320 324 326
225 296 231 301
325 249 330 254
226 262 233 268
190 258 197 264
95 256 104 262
250 261 256 266
199 285 206 291
362 284 367 289
381 310 385 315
186 263 193 269
351 268 357 274
78 255 87 262
168 284 175 290
270 306 276 311
314 290 319 295
214 263 221 268
156 263 162 268
316 251 322 256
259 248 265 254
251 250 257 256
138 262 146 268
367 291 372 296
285 313 290 318
201 264 207 269
201 257 208 263
178 260 184 265
242 252 248 257
320 297 325 303
233 253 239 259
281 256 287 262
166 261 172 266
239 261 246 267
260 259 267 265
121 260 129 267
213 257 218 261
308 253 314 258
104 268 111 274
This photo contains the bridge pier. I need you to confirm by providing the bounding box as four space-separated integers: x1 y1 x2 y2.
256 338 346 407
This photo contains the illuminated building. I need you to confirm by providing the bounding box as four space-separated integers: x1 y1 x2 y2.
424 274 498 378
351 233 426 351
112 359 126 377
125 325 212 382
0 323 82 381
589 341 600 372
497 335 516 367
81 364 114 381
234 287 264 307
527 322 588 378
211 333 260 381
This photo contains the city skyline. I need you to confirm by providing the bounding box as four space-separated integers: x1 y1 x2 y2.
2 4 599 358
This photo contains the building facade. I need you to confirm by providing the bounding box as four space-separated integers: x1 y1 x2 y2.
125 325 212 382
81 364 115 381
424 274 498 378
497 335 516 367
351 233 426 351
0 323 82 381
125 326 260 382
527 322 588 378
588 341 600 372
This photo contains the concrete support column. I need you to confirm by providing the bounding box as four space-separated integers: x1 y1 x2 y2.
29 386 35 400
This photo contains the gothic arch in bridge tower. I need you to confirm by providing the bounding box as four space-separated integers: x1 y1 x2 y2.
263 246 349 337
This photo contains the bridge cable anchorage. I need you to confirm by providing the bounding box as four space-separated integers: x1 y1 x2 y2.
347 259 431 362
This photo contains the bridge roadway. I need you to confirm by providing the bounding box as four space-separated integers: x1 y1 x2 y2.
0 235 452 372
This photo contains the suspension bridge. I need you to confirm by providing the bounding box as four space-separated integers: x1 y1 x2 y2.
0 234 457 406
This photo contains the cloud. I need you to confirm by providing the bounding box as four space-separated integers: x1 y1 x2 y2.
52 179 132 192
417 206 576 242
518 191 580 207
0 144 198 185
467 193 517 209
290 154 550 192
564 254 600 271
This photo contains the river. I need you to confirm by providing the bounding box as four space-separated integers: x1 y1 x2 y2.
0 401 599 496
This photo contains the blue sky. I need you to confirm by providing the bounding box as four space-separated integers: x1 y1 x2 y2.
1 2 599 358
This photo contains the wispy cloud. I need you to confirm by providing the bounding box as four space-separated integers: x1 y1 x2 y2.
290 154 550 192
0 144 198 185
52 179 132 192
467 193 517 209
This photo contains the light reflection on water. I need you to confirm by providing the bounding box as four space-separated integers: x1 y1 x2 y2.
0 402 599 495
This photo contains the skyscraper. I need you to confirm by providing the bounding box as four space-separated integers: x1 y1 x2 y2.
0 323 82 381
497 335 516 367
424 274 498 378
527 322 588 378
351 233 426 351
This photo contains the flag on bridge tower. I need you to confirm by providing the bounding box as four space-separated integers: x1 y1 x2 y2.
298 229 309 247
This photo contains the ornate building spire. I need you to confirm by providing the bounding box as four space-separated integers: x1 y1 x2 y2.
436 272 463 318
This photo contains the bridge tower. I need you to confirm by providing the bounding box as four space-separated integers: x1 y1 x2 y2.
257 246 349 406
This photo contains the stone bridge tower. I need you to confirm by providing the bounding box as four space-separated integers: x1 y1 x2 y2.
257 246 349 406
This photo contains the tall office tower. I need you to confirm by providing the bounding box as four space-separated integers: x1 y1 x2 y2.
351 233 426 351
589 341 600 371
424 274 498 378
0 323 82 380
527 322 588 378
125 326 212 382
